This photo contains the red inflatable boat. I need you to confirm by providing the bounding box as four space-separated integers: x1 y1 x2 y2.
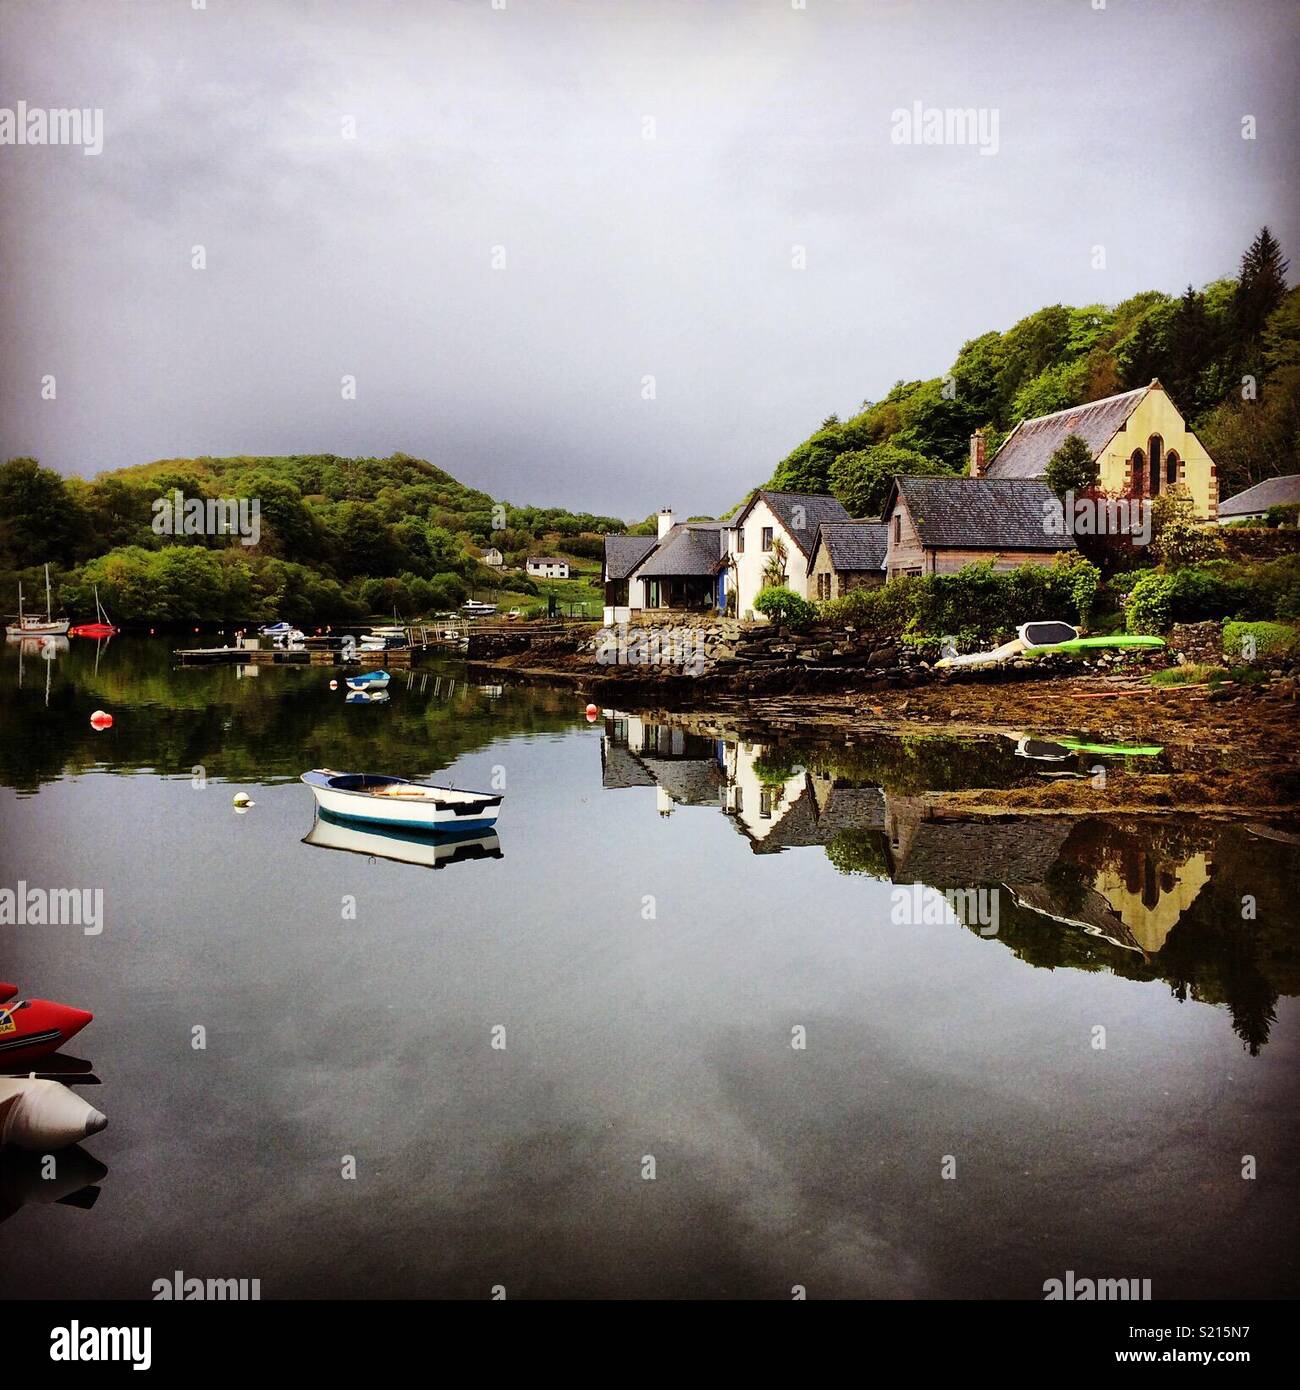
0 996 94 1066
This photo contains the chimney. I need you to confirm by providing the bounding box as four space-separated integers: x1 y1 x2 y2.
657 507 674 539
969 429 987 478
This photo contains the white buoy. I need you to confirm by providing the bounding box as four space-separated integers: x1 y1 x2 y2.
233 792 254 809
0 1078 108 1151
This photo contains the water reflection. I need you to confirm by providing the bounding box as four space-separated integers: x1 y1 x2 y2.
302 811 503 871
600 711 1300 1054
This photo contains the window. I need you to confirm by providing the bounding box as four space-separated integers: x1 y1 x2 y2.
893 515 901 542
816 573 831 600
1148 436 1163 493
1130 449 1146 494
736 527 744 555
1166 450 1179 486
761 526 773 553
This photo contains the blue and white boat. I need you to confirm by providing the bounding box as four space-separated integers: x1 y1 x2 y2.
345 669 390 692
345 688 389 704
260 622 294 637
301 770 503 832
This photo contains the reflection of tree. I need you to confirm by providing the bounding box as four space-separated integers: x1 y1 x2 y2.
0 639 581 793
825 827 889 878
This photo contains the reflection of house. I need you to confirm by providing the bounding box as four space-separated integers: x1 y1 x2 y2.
601 714 724 816
1091 848 1212 955
980 378 1218 519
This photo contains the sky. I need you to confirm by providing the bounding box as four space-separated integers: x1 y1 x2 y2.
1 0 1297 520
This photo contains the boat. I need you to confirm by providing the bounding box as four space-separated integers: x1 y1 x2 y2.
462 600 497 617
1 1145 108 1223
301 769 503 832
68 584 119 639
346 669 390 691
303 811 503 869
0 1077 107 1151
4 566 70 637
260 622 294 638
367 624 406 640
936 622 1166 669
0 996 95 1067
345 689 389 704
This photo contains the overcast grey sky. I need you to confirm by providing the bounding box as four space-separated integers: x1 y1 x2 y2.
1 0 1297 519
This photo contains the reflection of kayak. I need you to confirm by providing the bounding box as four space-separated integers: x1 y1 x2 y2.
345 689 389 704
303 811 503 870
0 997 94 1066
301 769 503 832
1057 738 1164 756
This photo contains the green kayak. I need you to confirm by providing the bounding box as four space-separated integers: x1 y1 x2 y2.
1057 738 1164 756
1028 635 1166 654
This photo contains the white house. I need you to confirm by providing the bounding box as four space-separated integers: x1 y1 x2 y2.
727 490 852 617
526 556 570 579
1216 473 1300 525
482 547 504 568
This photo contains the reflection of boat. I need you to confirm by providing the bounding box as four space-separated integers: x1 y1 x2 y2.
346 669 390 691
301 769 503 831
68 584 119 639
5 566 70 637
0 996 95 1066
303 810 503 869
345 689 389 704
0 1144 107 1223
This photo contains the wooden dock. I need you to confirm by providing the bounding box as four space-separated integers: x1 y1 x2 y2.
174 644 410 668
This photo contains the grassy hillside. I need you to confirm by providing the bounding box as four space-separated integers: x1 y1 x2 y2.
0 450 626 624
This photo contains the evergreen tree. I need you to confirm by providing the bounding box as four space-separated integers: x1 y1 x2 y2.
1236 226 1290 342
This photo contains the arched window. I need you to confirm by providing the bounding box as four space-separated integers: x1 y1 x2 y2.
1165 450 1179 487
1148 436 1163 493
1130 449 1146 494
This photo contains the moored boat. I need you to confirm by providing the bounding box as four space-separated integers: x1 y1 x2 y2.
346 668 390 691
301 769 503 832
69 584 119 639
5 566 70 638
0 996 95 1067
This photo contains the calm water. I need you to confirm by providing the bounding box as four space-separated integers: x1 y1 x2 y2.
2 636 1297 1299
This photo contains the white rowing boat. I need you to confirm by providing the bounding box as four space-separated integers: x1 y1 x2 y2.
300 769 503 832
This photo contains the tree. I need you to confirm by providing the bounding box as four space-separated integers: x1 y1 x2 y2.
761 536 790 587
1150 486 1222 568
1236 226 1290 343
1043 434 1099 498
829 443 949 517
0 457 86 567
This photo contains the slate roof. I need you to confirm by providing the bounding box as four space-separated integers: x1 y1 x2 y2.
735 490 852 557
891 817 1073 888
811 520 889 574
634 523 727 578
1218 473 1300 517
888 476 1076 551
985 385 1149 480
527 555 569 566
603 535 658 580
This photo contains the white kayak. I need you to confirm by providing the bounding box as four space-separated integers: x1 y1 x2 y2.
301 769 503 832
0 1077 107 1151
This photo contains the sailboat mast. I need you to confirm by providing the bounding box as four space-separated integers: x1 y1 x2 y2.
45 563 52 622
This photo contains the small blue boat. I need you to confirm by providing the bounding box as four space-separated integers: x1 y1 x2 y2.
346 669 390 692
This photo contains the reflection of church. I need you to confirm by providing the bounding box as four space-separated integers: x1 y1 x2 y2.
600 713 1214 957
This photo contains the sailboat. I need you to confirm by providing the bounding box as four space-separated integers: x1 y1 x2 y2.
5 565 70 637
68 584 119 639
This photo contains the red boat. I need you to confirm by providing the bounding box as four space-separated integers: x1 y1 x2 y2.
0 984 16 1005
0 997 94 1066
68 585 119 640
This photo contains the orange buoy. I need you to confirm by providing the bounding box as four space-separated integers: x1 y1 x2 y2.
329 679 338 690
90 710 113 731
585 703 598 717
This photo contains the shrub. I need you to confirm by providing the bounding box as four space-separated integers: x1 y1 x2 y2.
1148 663 1229 686
1150 486 1223 568
1044 433 1099 498
754 585 816 629
1125 571 1176 633
1222 619 1300 663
